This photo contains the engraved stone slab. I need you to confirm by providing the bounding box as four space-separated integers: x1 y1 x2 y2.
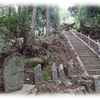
67 59 74 77
58 64 65 79
3 52 24 93
34 64 42 86
92 75 100 93
52 63 58 80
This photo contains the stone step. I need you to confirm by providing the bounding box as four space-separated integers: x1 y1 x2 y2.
80 58 100 62
74 47 90 50
87 69 100 75
79 55 98 59
79 54 96 57
68 38 78 40
82 61 100 65
70 42 82 44
85 65 100 69
77 52 95 56
76 48 92 51
8 84 37 95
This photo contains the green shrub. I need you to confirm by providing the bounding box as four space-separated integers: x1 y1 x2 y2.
42 71 50 81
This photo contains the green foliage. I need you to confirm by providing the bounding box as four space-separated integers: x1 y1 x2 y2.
68 5 79 17
0 4 61 44
73 5 100 29
47 53 54 65
0 27 9 44
42 70 50 81
39 36 49 44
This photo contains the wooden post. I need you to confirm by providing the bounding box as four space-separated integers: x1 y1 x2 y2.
81 33 82 39
97 40 100 54
88 35 90 46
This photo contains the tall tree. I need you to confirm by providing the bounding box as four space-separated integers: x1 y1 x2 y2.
46 5 50 37
31 4 37 37
56 6 60 34
23 6 29 50
17 5 21 38
8 5 11 39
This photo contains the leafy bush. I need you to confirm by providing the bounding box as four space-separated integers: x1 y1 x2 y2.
42 70 50 81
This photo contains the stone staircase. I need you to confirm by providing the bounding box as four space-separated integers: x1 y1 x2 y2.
66 31 100 76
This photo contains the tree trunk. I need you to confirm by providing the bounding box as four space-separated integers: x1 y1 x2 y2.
8 6 11 39
46 5 50 37
16 5 21 39
22 6 28 51
56 6 60 35
17 5 21 38
31 5 37 38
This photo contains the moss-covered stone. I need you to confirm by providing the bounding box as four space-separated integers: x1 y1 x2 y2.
24 58 43 67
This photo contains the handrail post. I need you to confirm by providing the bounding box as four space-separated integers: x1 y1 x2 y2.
97 40 100 54
80 33 82 39
88 35 90 47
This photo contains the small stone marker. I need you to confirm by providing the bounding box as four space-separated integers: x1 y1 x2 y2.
34 64 42 87
92 75 100 93
52 63 58 80
3 52 24 93
67 59 74 77
58 64 65 79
